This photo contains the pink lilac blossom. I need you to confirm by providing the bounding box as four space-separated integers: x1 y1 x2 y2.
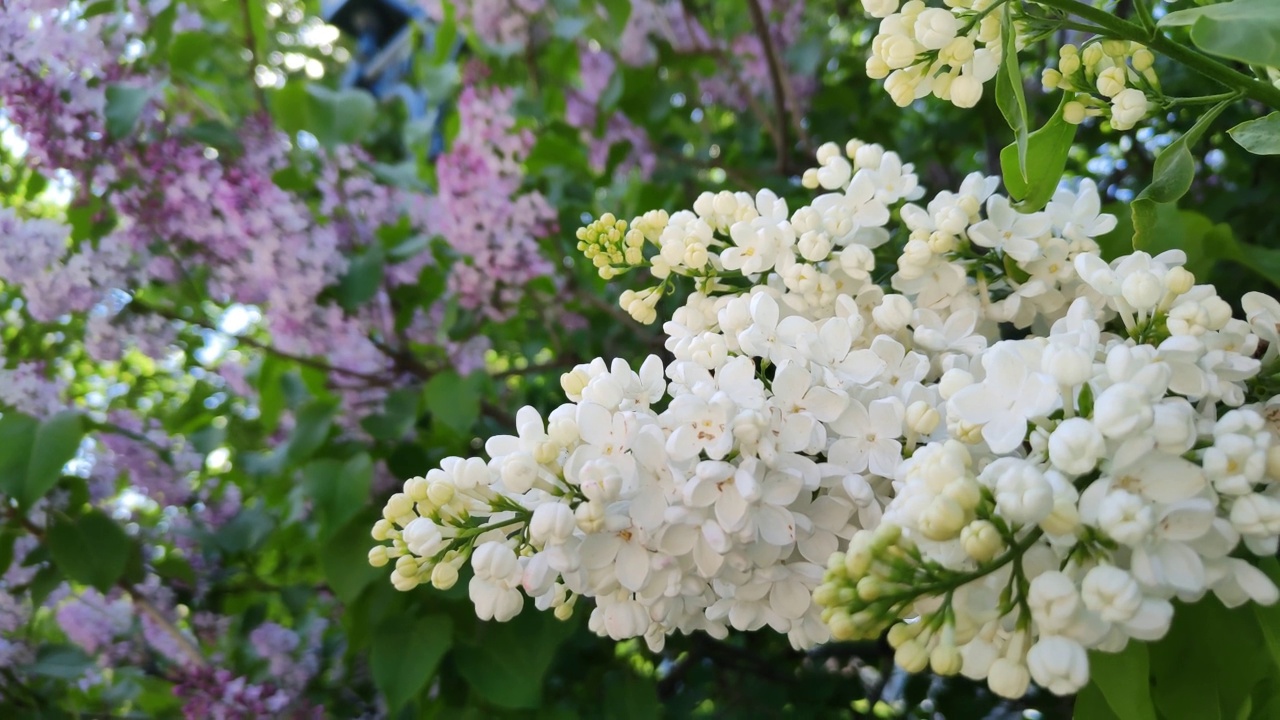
95 411 203 506
427 85 556 318
0 362 67 418
56 590 134 657
567 47 656 179
419 0 547 49
173 667 321 720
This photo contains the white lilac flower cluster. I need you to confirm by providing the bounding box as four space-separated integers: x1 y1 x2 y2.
862 0 1007 108
371 138 1280 699
860 0 1159 130
1042 41 1158 131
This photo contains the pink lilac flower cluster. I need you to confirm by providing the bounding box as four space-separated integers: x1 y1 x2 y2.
173 667 324 720
428 84 557 318
419 0 547 49
93 411 204 505
567 47 657 178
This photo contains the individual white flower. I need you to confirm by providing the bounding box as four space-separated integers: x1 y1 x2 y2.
1081 565 1143 622
968 196 1050 263
988 657 1031 699
949 342 1059 453
1027 571 1082 634
828 398 906 476
530 502 577 546
990 459 1055 526
1048 418 1105 476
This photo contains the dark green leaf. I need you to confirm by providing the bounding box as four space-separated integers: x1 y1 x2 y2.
321 515 384 604
1000 95 1077 211
454 610 577 709
1228 112 1280 155
26 645 94 680
24 411 84 508
286 400 337 464
360 388 421 442
423 371 481 435
0 413 38 499
213 507 275 554
104 85 155 139
1089 643 1156 720
371 613 453 713
337 246 385 310
1131 98 1231 249
46 510 132 593
303 454 373 539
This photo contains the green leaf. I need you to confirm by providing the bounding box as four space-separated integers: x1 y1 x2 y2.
23 411 83 508
1228 112 1280 155
336 246 385 310
46 510 132 593
371 613 453 713
1160 0 1280 68
1075 679 1124 720
423 371 481 435
454 611 577 709
320 515 384 604
306 85 378 149
360 388 421 441
994 3 1029 182
303 454 373 539
1088 643 1156 720
1000 95 1077 211
104 84 155 139
26 645 94 680
285 400 337 465
0 413 38 499
1131 205 1230 280
269 81 310 138
599 0 633 39
1150 596 1271 720
1131 98 1231 248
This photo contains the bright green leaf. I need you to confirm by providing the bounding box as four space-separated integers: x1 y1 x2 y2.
995 4 1029 182
104 84 156 139
1229 112 1280 155
1000 95 1077 211
46 510 132 593
269 81 310 138
1161 0 1280 68
1088 643 1157 720
306 85 378 148
371 613 452 713
24 411 84 508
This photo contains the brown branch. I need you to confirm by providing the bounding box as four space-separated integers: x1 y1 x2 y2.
746 0 796 174
130 300 389 383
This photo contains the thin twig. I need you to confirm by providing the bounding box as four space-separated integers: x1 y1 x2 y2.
746 0 799 173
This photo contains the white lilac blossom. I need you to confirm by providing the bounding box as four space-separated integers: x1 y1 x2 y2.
372 139 1280 700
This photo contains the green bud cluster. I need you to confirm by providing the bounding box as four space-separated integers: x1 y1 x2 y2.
576 213 645 280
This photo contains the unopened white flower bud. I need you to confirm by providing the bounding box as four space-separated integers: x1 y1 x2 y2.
1048 418 1105 475
862 0 899 18
919 496 968 540
575 501 605 533
988 657 1031 699
1092 383 1153 438
431 562 460 590
931 642 964 675
939 369 974 400
1121 270 1162 310
950 73 982 108
1098 490 1155 546
994 462 1054 525
530 502 577 545
961 520 1003 562
906 400 941 435
895 639 930 672
1028 571 1082 634
1027 636 1090 695
873 294 913 332
404 476 429 501
1042 344 1093 387
368 546 390 567
1081 565 1142 622
1096 66 1127 98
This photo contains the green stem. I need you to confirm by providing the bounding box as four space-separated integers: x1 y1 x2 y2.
1031 0 1280 110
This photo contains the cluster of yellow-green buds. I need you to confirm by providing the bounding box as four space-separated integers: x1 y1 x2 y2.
576 213 640 280
1042 40 1159 131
